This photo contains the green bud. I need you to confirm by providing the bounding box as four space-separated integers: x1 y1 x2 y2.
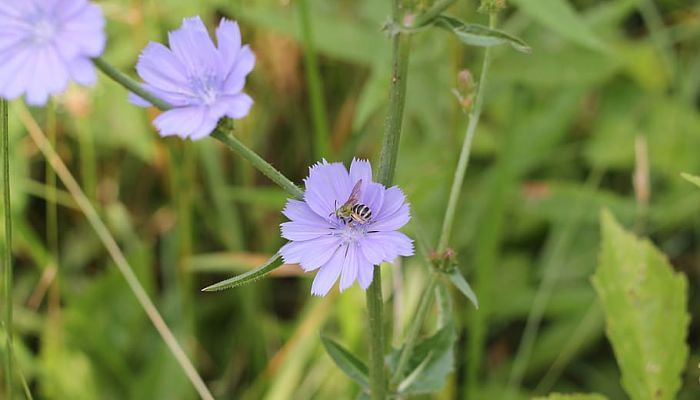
479 0 507 14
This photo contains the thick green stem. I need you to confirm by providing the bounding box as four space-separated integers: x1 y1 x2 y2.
1 100 13 399
389 10 497 394
366 1 414 398
390 273 437 385
376 30 412 187
93 57 303 200
365 268 386 399
438 14 496 252
298 0 330 159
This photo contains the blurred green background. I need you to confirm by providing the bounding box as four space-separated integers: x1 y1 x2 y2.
3 0 700 398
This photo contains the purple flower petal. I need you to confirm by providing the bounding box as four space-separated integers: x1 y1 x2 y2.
0 0 104 104
216 19 241 72
280 235 341 272
131 16 255 139
153 106 207 139
68 57 97 86
375 186 407 221
311 245 347 296
356 252 375 289
369 204 410 232
136 42 190 94
304 161 352 218
349 158 372 185
224 46 255 93
366 231 414 261
168 17 220 76
339 243 360 291
280 159 414 296
281 221 333 241
220 93 253 119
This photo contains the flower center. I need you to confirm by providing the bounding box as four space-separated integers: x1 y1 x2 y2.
31 18 57 45
335 221 368 244
190 74 219 105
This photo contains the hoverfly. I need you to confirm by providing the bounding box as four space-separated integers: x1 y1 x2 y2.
331 179 372 224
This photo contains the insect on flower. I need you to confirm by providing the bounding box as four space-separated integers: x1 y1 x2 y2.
331 179 373 225
280 159 413 296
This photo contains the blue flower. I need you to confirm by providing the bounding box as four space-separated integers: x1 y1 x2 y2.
0 0 106 105
130 17 255 140
280 159 414 296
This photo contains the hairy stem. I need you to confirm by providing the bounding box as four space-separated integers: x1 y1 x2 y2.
390 10 498 393
298 0 331 159
93 57 303 199
1 99 14 399
367 1 414 398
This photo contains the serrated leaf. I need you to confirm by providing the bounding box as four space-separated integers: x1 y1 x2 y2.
201 253 284 291
388 323 456 394
320 335 369 388
680 172 700 188
591 210 689 400
447 270 479 309
509 0 609 53
433 15 531 53
533 394 608 400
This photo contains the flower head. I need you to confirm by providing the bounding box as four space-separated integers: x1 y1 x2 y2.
0 0 106 105
130 17 255 140
280 159 414 296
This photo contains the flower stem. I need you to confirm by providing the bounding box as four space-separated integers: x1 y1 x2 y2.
368 1 414 398
438 13 496 252
297 0 331 159
390 10 498 391
1 99 14 399
92 57 304 200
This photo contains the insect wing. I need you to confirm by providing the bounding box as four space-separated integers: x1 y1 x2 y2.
344 179 363 207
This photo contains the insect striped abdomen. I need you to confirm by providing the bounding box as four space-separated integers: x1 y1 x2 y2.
351 204 372 223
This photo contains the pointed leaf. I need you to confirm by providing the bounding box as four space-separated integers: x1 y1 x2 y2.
680 172 700 188
433 15 531 53
447 270 479 309
533 394 608 400
387 322 456 394
201 253 284 291
320 335 369 388
592 210 689 400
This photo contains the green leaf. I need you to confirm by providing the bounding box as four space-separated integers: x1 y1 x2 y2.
433 15 531 53
591 210 689 400
680 172 700 188
533 394 608 400
447 270 479 309
201 253 284 291
509 0 609 53
320 335 369 388
387 323 456 394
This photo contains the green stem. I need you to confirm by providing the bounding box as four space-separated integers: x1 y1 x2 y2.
389 10 497 393
1 100 13 399
210 129 303 199
438 13 496 252
390 273 437 385
365 268 386 399
367 1 414 398
93 57 304 200
298 0 331 159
